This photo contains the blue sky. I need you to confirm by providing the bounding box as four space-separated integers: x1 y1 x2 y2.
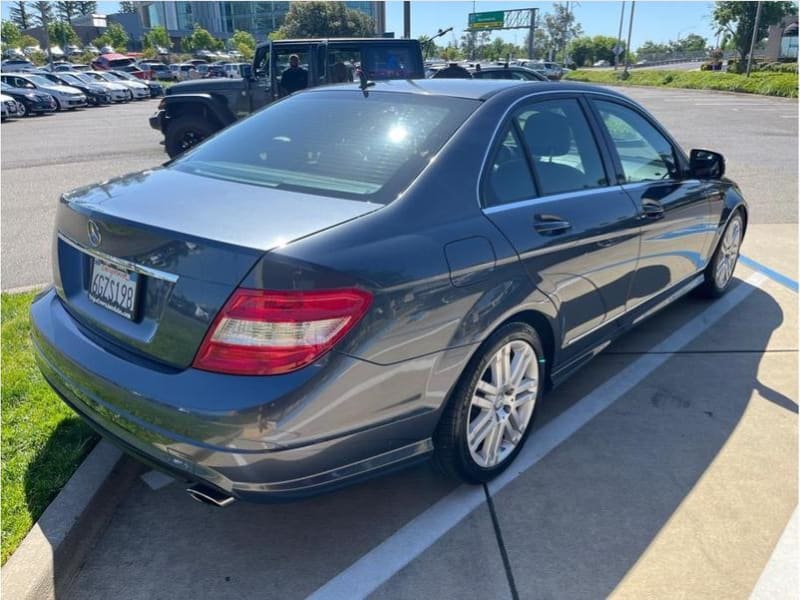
3 1 720 51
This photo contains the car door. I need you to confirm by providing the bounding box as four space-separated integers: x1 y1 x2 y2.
481 95 641 350
588 97 714 308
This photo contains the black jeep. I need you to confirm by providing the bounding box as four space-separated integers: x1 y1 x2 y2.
149 38 424 157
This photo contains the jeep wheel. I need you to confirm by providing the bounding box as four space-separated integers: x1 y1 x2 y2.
165 115 216 158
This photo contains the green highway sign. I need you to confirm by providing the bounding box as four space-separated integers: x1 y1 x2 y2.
468 11 505 29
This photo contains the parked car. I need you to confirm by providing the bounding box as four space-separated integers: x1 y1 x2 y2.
91 70 149 99
169 63 197 82
33 80 747 505
1 58 35 71
593 59 611 67
76 71 132 102
197 63 226 78
0 73 86 110
141 62 175 81
223 62 251 78
41 72 111 105
66 45 83 57
91 52 142 75
85 45 100 55
0 81 57 116
469 65 548 81
0 93 21 120
110 70 163 97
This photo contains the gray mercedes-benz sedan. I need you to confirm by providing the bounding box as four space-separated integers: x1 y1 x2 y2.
31 80 746 505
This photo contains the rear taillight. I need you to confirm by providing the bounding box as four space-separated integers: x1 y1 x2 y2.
193 288 372 375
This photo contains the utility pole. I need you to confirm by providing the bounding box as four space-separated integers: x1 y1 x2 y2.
623 0 635 73
562 0 570 65
615 1 626 70
403 1 411 39
746 0 762 77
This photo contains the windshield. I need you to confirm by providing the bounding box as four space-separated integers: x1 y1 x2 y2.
112 71 135 80
60 74 84 86
173 91 479 203
24 75 54 87
98 72 120 81
77 73 98 83
108 57 135 68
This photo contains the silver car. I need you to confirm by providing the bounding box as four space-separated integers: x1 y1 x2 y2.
95 70 150 99
0 93 21 120
78 71 131 102
0 72 86 110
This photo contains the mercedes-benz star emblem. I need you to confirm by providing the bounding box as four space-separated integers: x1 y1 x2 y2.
87 220 102 248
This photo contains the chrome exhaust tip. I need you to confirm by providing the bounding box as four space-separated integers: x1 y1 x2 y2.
186 484 236 507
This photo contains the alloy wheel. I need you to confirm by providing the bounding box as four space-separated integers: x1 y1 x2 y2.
715 216 742 289
467 340 539 468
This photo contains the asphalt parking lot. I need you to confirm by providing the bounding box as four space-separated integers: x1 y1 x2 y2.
1 85 797 599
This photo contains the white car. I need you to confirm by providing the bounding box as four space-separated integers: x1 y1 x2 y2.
0 72 86 110
93 71 149 99
1 93 21 120
77 72 131 102
224 62 251 78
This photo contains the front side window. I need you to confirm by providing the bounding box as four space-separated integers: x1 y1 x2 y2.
173 91 479 203
594 100 678 183
514 98 608 196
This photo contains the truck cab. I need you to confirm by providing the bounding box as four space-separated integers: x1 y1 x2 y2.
150 38 424 158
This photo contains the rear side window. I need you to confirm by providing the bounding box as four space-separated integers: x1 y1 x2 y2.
173 91 479 203
514 98 608 196
484 126 536 207
593 100 678 182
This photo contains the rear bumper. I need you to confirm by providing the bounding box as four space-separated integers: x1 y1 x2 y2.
30 289 438 501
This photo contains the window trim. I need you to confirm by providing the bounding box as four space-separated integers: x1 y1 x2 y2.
585 94 691 184
481 123 537 209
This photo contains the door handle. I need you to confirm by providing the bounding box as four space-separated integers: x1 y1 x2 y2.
533 214 572 235
640 198 665 219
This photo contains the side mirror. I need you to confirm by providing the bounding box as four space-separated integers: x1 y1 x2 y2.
690 149 725 179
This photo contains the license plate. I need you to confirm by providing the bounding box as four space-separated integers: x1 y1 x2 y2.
89 260 139 320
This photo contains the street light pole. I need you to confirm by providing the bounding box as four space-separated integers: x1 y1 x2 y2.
624 0 635 73
746 1 762 77
403 1 411 39
615 1 626 70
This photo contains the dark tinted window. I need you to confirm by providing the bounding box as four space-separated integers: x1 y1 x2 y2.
484 126 536 207
474 70 511 80
515 98 607 196
174 91 479 203
594 100 678 182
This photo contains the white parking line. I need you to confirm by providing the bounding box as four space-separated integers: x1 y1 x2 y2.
309 272 767 600
751 506 798 599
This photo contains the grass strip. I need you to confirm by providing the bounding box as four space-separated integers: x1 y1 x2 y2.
564 69 798 98
1 290 98 564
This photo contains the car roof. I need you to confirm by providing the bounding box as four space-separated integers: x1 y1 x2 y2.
304 79 624 101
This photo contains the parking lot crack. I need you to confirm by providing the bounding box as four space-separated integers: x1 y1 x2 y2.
484 484 520 600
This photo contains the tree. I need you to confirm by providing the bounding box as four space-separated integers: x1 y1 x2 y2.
636 40 671 58
75 1 97 16
19 34 40 49
181 24 223 53
1 21 22 49
276 1 375 38
143 24 171 51
568 35 626 66
118 1 138 14
674 33 707 52
230 29 256 59
8 1 32 30
93 22 129 51
441 44 462 61
542 2 583 62
30 1 54 28
713 1 796 62
49 20 79 47
56 1 79 24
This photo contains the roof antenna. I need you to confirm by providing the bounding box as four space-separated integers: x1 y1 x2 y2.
358 68 375 97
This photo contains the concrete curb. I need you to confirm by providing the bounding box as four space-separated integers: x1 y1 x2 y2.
1 441 143 600
1 283 48 295
567 79 799 101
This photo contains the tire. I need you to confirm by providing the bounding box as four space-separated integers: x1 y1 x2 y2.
698 211 744 298
165 114 217 158
17 102 28 117
433 322 545 483
54 97 62 111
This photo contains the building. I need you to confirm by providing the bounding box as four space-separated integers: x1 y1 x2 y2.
137 1 386 43
766 15 798 61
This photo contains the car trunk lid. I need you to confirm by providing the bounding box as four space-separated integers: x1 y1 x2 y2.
53 167 380 368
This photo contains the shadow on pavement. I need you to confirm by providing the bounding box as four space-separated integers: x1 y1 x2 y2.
494 282 796 599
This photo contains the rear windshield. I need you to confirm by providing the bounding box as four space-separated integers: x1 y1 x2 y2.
173 91 479 203
108 57 135 68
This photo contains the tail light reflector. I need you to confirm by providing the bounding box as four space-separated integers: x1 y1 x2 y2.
193 288 372 375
